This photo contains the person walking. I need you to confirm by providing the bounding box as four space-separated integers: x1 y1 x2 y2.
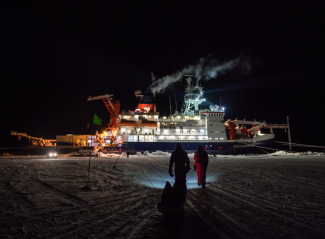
194 145 209 188
169 143 190 186
168 143 190 204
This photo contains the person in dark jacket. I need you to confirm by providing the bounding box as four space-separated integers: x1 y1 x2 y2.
167 143 190 204
169 143 190 186
194 145 209 188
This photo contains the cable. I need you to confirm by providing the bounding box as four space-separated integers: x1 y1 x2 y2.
240 142 297 153
241 142 324 154
240 143 308 153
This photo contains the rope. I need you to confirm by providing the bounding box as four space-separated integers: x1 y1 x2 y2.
241 142 324 154
240 142 297 153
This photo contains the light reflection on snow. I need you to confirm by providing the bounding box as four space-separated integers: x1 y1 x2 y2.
134 174 217 189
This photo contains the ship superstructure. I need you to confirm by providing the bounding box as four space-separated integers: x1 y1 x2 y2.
115 75 229 144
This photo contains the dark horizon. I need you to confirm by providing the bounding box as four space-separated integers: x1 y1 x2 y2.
1 2 325 148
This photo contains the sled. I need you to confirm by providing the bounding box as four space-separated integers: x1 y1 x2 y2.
157 181 186 214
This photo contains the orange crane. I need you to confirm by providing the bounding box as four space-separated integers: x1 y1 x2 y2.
87 94 120 137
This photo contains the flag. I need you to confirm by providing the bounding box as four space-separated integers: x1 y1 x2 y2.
93 114 102 125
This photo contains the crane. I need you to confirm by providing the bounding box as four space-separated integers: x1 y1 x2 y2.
87 94 120 138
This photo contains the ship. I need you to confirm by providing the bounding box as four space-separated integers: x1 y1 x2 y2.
84 75 287 154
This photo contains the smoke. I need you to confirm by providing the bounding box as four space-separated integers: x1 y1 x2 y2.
149 56 238 95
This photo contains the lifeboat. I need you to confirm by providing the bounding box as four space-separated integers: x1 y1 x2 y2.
136 103 156 112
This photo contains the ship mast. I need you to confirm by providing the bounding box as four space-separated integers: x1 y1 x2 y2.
182 75 205 115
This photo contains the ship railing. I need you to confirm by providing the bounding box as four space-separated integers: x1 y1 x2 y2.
263 124 288 128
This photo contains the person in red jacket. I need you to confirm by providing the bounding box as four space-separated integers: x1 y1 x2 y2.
194 145 209 188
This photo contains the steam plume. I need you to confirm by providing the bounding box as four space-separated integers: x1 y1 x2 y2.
149 56 238 95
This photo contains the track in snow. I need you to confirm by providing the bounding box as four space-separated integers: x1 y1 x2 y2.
0 155 325 238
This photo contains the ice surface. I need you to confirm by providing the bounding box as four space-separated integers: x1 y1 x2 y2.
1 155 325 238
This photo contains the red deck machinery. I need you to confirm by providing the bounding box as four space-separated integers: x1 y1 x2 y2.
87 94 120 137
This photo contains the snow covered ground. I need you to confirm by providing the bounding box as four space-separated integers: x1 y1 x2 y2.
1 154 325 238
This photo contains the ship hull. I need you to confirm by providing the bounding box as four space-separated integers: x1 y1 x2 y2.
113 135 274 155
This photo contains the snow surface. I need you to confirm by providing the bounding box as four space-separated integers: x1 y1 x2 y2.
270 150 325 156
1 154 325 238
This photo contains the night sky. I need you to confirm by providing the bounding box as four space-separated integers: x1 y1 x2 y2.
1 2 325 148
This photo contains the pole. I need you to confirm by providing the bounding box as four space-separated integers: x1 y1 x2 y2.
175 92 177 112
87 127 93 187
220 96 221 106
287 116 292 151
169 97 172 115
113 150 123 169
175 91 177 112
